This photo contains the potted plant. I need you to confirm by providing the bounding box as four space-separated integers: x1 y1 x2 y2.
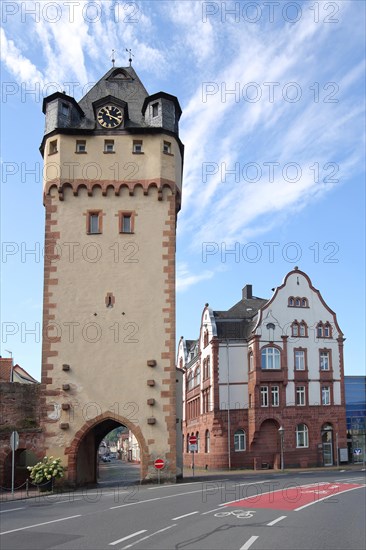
27 456 65 492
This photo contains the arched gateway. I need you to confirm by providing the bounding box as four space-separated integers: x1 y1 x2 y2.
39 66 184 484
66 413 148 485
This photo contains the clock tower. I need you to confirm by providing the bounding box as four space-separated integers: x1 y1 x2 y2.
40 66 183 484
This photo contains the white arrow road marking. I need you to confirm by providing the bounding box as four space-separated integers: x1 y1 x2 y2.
240 535 259 550
109 530 147 545
0 515 82 535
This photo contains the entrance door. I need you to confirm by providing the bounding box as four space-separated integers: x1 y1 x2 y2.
322 424 333 466
323 442 333 466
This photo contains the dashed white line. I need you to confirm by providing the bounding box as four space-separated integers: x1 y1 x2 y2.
240 535 259 550
109 530 147 545
267 515 287 526
53 498 83 505
110 486 221 510
121 524 177 549
201 507 223 515
172 511 199 520
0 507 26 514
0 514 82 535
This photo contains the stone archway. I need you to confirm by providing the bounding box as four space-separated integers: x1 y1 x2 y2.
65 412 149 486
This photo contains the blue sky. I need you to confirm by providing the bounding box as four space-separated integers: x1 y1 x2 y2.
1 0 365 379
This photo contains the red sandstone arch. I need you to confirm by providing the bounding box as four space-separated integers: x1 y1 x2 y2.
65 412 149 486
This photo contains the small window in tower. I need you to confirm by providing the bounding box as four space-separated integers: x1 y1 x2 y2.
61 103 70 116
104 140 115 153
76 140 86 153
152 102 159 117
119 211 134 234
87 211 102 234
133 140 143 154
49 140 58 155
163 141 171 154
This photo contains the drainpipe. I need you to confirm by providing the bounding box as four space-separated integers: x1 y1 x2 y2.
226 340 231 470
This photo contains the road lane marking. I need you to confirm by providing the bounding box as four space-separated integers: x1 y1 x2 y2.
0 507 26 514
148 479 229 490
201 508 223 515
294 485 366 511
240 535 259 549
267 515 287 526
122 524 177 549
53 498 83 505
0 514 82 535
109 530 147 545
110 485 229 510
172 511 199 520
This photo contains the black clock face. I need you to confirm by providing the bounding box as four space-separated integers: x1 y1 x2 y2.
97 105 123 128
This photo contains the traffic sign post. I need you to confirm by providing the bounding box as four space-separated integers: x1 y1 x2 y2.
154 458 165 484
10 431 19 496
189 436 197 477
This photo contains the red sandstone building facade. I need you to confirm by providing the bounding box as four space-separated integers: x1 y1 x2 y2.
178 268 347 470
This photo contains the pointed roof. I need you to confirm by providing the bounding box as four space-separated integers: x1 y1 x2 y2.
78 66 149 129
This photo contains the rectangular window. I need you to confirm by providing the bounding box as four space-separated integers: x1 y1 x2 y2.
271 386 279 407
119 211 134 234
296 386 306 406
88 212 101 234
152 102 159 117
261 347 280 370
163 141 171 154
295 350 305 370
322 386 330 405
49 140 58 155
104 140 115 153
320 351 330 371
260 386 268 407
76 140 86 153
133 140 143 153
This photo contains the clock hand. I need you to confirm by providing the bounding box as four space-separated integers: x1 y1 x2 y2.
107 114 121 122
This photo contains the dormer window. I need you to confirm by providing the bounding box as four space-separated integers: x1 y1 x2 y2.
152 102 159 117
61 103 70 116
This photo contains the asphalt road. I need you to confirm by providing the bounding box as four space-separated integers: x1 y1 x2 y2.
0 468 365 550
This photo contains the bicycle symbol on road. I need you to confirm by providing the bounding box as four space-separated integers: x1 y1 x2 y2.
215 509 256 519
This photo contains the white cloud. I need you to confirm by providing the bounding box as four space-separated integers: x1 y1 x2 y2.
176 263 214 292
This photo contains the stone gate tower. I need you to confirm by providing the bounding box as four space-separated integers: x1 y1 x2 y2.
40 66 183 484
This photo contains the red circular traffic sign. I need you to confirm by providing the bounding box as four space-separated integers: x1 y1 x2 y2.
154 458 165 470
189 435 197 445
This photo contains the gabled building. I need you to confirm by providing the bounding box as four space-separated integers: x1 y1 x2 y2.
178 268 347 470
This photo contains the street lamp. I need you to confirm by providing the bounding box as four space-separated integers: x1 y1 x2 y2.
278 426 285 471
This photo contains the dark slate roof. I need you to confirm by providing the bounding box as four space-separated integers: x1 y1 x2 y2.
213 296 269 340
78 66 149 130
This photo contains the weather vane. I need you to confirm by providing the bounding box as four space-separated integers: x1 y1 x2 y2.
126 48 134 67
111 49 116 67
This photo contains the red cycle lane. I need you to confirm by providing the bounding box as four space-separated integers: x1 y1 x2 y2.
224 482 365 511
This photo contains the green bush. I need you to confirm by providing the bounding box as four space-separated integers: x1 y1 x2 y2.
27 456 65 484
